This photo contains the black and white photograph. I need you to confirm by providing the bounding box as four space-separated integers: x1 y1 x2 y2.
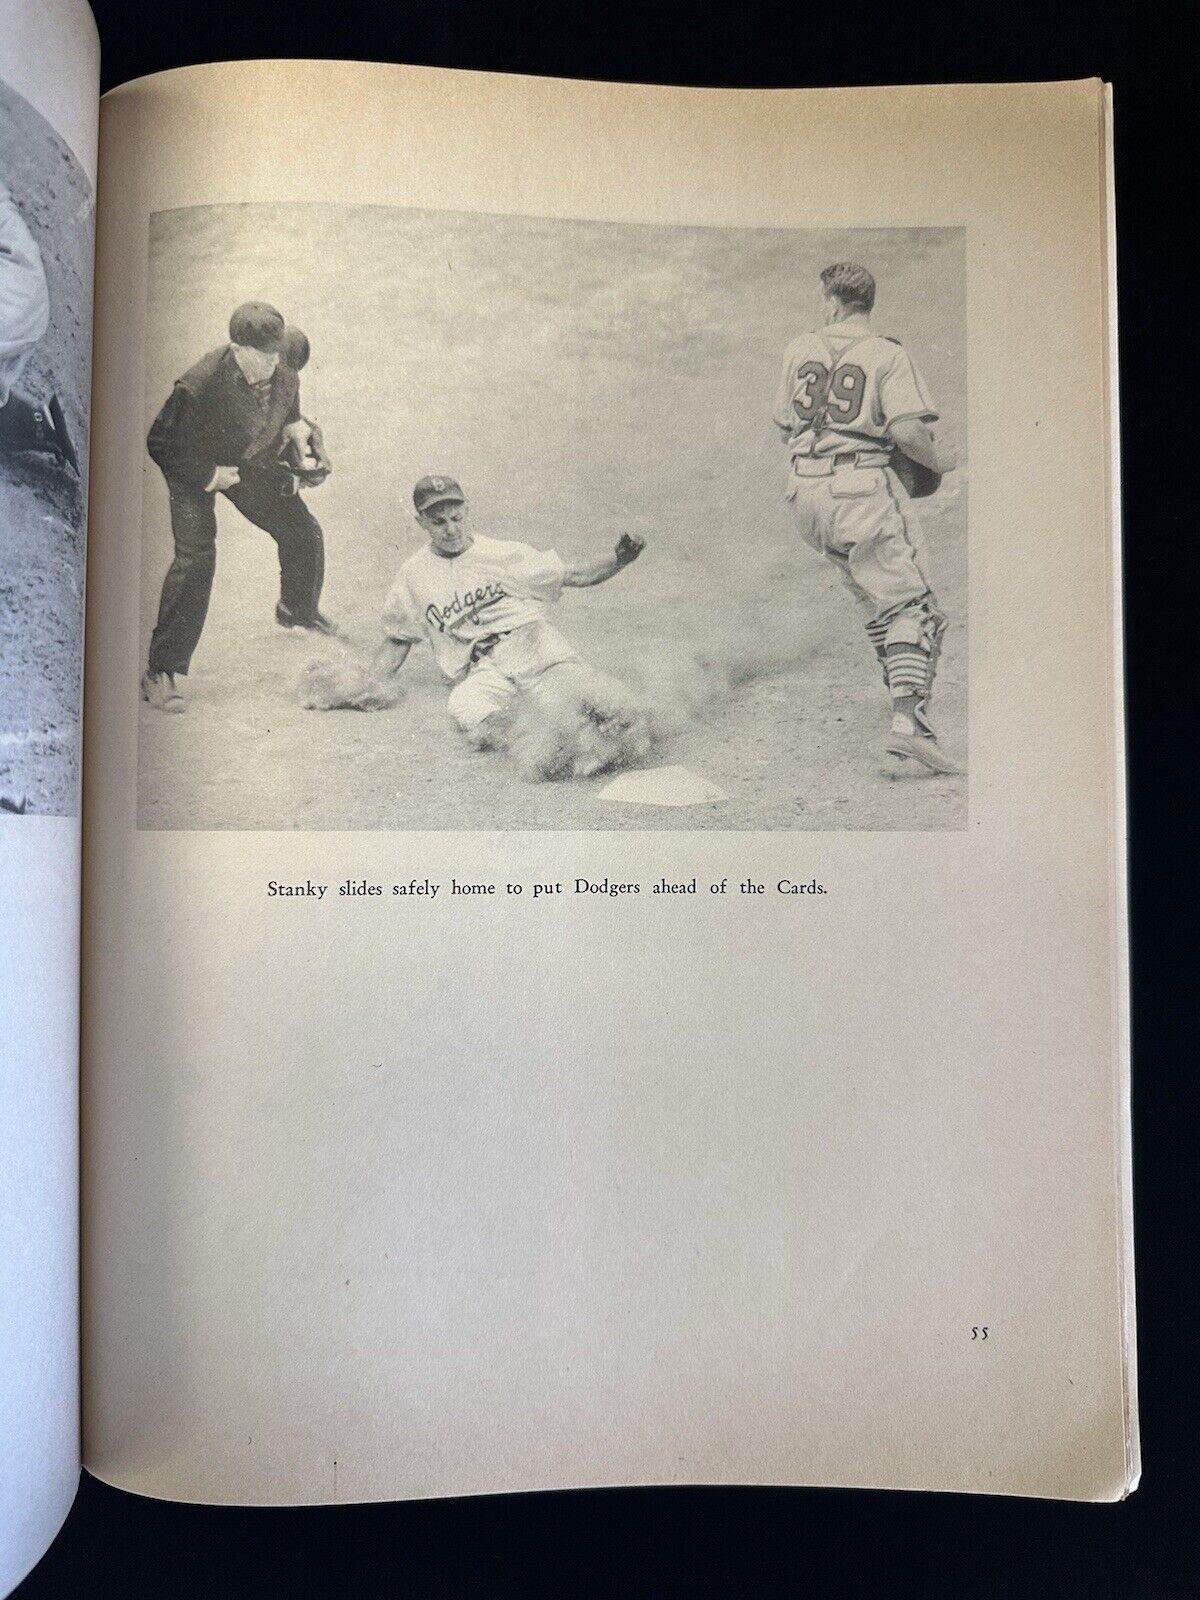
0 71 90 816
137 206 966 831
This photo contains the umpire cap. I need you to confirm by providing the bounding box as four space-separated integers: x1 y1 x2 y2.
229 301 285 352
413 474 465 513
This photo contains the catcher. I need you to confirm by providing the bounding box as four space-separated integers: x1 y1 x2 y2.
302 475 648 770
774 261 961 775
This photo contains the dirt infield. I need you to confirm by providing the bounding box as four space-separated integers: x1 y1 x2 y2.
138 208 965 831
0 79 92 816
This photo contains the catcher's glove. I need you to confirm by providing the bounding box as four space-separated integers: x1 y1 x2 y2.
298 657 400 712
615 532 646 566
279 419 332 488
890 448 942 499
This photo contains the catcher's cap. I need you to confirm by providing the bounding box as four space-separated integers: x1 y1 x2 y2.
413 474 465 513
229 301 285 353
281 326 311 370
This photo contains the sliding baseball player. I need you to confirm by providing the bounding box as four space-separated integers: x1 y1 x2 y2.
370 475 645 746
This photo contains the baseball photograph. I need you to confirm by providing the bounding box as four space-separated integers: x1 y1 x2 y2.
136 205 966 831
0 70 90 816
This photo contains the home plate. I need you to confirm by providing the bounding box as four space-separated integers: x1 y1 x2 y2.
600 765 727 806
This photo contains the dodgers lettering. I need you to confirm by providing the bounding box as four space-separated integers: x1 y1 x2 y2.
425 582 508 632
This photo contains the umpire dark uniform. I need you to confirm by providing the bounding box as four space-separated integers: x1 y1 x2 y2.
143 302 331 707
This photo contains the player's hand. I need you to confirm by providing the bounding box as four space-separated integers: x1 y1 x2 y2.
209 465 240 494
615 533 645 567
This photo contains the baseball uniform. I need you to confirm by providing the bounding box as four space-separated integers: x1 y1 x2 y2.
774 318 947 720
0 183 78 471
0 183 49 408
381 535 580 731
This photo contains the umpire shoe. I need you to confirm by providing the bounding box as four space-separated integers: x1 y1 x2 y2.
275 602 337 636
141 670 185 713
885 730 963 775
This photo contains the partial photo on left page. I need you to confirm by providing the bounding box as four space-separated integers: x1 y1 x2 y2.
0 11 92 816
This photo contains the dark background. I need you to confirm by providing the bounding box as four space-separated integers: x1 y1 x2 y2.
18 1 1191 1594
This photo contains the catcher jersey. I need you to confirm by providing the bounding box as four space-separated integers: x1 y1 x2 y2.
773 320 937 461
382 534 566 681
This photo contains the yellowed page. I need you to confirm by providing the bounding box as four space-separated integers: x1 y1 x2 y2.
0 1 97 1588
83 65 1133 1503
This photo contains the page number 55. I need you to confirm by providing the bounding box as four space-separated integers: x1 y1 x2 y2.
971 1326 989 1340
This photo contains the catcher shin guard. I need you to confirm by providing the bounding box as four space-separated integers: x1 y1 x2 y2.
883 601 947 733
864 617 889 682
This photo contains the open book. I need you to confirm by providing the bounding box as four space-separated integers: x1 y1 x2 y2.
0 0 1135 1589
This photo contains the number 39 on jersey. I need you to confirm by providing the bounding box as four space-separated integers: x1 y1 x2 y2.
773 330 938 454
790 359 867 426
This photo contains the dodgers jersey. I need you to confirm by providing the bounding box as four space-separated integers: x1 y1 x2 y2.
382 535 566 681
773 318 937 461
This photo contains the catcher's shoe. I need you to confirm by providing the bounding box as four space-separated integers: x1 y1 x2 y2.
1 794 28 814
47 394 80 475
141 670 185 713
275 602 337 636
885 730 963 775
0 390 77 473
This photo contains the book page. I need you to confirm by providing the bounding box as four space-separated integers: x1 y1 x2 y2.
0 0 97 1589
83 63 1134 1504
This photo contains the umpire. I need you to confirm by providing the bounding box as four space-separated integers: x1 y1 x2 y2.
141 301 334 713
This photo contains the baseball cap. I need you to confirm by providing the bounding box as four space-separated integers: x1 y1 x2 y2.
413 475 466 513
228 302 285 353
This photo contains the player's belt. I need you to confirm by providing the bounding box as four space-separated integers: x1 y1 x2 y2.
790 449 891 476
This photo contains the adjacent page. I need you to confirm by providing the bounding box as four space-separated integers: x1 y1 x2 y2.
0 0 98 1590
83 64 1134 1503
